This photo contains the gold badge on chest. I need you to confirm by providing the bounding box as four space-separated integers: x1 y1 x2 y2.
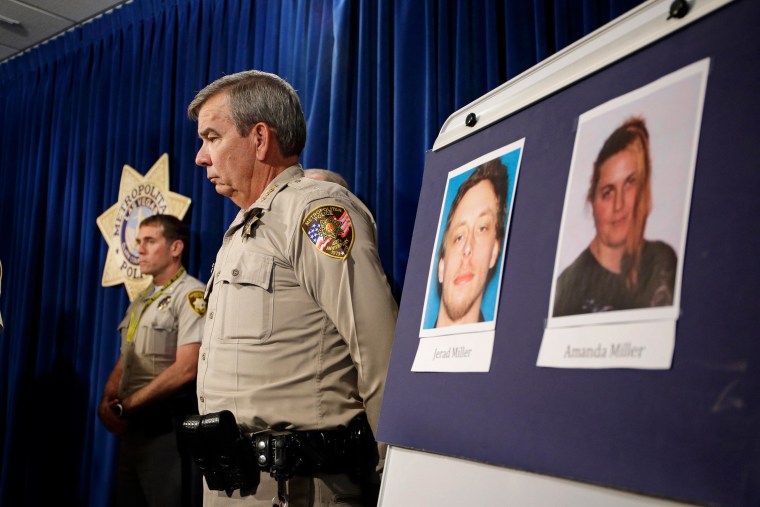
157 296 172 311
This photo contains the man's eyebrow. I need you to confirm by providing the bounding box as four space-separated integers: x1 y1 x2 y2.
478 208 497 218
453 209 496 226
198 127 219 139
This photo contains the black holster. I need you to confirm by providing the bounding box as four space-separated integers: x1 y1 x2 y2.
181 411 261 497
181 411 379 501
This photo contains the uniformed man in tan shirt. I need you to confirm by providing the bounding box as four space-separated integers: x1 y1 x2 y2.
98 214 206 507
188 70 398 506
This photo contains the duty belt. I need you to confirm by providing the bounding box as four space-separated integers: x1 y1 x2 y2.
181 411 379 505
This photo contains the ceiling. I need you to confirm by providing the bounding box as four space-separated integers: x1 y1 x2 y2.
0 0 131 64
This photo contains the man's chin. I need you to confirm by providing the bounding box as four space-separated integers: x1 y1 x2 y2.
441 295 479 324
214 184 234 197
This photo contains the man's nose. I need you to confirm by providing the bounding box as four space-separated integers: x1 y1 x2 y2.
462 233 473 256
195 145 210 167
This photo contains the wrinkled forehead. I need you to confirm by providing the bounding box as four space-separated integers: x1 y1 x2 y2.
197 92 232 125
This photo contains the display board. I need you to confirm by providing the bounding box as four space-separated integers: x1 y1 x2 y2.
377 0 760 505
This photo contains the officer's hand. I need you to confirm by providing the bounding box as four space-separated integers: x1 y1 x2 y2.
98 397 129 435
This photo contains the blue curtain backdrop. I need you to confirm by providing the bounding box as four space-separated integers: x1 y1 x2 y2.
0 0 642 504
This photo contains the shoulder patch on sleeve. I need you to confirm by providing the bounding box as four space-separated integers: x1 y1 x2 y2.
301 204 355 260
187 290 207 317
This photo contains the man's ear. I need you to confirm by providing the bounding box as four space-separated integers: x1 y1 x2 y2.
438 257 445 284
488 241 500 269
170 239 184 259
251 122 273 161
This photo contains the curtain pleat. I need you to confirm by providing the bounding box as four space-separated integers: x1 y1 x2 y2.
0 0 643 504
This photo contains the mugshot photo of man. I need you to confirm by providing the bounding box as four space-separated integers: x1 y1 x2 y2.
552 117 677 317
434 159 509 328
414 142 522 372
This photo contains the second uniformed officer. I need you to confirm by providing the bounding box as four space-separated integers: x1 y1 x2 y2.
99 214 206 507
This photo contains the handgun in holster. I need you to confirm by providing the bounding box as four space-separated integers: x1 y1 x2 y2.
181 410 260 497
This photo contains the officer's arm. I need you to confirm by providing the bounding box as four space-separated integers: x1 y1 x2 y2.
98 356 129 434
120 342 200 416
101 355 123 403
292 199 397 435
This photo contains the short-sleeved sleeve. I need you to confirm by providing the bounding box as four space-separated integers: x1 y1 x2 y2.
176 278 206 348
291 197 398 434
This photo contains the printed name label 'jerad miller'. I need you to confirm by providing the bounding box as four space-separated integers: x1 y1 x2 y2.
433 346 473 360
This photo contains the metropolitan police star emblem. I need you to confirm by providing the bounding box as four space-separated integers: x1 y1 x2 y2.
96 154 191 301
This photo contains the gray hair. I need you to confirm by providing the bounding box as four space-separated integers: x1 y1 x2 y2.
188 70 307 157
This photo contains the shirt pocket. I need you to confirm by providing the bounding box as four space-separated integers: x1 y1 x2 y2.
217 250 274 342
141 310 177 356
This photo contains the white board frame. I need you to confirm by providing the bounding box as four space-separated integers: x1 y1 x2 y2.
432 0 732 152
379 446 692 507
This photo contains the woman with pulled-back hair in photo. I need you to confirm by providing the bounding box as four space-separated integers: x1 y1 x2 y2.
553 117 677 317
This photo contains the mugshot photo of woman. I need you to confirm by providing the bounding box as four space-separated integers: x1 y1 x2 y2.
552 117 677 317
540 60 708 369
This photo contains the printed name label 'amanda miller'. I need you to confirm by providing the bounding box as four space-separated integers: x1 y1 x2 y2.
563 342 645 359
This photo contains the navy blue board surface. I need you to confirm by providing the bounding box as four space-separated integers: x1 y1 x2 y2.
377 1 760 506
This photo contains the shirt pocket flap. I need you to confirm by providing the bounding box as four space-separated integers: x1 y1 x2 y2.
218 251 273 290
151 309 176 331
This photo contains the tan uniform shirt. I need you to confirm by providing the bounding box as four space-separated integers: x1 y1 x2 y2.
118 272 205 399
198 166 397 436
